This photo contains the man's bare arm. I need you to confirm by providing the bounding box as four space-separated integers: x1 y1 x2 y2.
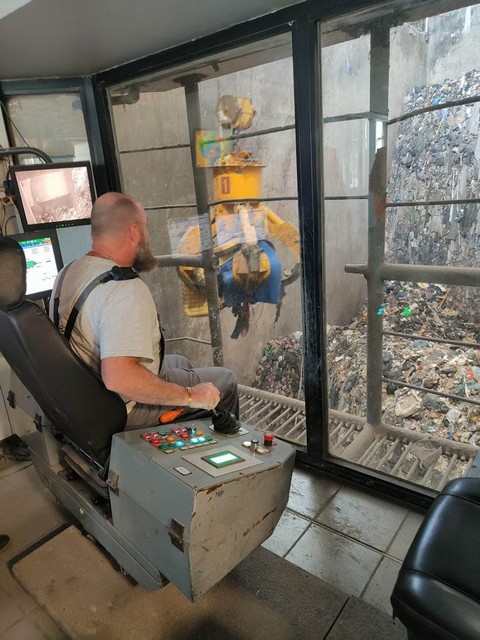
101 356 220 409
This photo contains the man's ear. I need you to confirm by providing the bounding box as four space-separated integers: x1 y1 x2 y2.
128 222 141 243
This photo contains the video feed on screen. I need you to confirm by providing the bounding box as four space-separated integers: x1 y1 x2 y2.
12 162 95 230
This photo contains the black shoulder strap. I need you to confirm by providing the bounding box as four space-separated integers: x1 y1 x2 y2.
58 266 139 341
52 262 74 328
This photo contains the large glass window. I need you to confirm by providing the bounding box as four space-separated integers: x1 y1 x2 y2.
6 93 91 162
322 2 480 491
109 34 306 444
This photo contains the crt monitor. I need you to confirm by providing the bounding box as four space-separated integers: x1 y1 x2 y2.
10 229 63 301
10 161 95 231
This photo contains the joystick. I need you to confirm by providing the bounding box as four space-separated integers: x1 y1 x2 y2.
211 408 241 435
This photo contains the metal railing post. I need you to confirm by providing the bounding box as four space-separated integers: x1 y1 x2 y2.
365 26 390 428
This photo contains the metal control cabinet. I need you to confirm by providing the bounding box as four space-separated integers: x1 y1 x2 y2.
109 420 295 600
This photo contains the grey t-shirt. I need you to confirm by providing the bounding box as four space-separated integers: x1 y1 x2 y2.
50 256 161 383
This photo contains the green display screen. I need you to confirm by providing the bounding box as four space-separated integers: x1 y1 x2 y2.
201 451 244 468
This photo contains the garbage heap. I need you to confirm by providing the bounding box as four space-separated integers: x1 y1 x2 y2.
254 282 480 445
386 68 480 267
254 331 304 401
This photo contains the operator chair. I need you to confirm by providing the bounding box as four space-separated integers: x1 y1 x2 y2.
391 476 480 640
0 235 126 484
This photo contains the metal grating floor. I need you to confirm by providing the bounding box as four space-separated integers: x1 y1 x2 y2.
239 384 477 492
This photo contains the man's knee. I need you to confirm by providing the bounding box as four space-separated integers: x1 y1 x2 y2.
222 368 238 393
223 368 240 418
226 369 238 387
162 354 191 371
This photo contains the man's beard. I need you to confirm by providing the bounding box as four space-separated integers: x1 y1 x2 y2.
133 243 157 273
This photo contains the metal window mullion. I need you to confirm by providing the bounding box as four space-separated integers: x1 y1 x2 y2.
182 76 223 366
365 25 390 428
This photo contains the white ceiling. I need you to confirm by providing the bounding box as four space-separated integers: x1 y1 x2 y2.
0 0 305 81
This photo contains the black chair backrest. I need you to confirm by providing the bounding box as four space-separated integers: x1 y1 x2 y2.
0 236 126 466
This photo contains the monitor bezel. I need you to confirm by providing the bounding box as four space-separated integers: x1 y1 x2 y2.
10 228 64 301
10 161 96 232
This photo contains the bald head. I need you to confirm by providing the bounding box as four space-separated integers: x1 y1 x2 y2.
91 192 143 239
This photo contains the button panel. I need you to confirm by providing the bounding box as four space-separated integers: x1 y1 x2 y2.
141 427 217 453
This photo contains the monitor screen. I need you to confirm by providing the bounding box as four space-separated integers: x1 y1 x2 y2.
201 450 244 468
10 229 63 300
10 161 95 231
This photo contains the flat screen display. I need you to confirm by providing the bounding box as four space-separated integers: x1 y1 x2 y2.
10 229 63 300
201 451 244 468
10 161 95 231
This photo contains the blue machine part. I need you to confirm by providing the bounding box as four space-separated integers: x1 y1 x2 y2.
219 240 282 307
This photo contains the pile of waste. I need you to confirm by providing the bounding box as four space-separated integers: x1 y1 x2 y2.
254 282 480 445
330 282 480 444
253 331 304 400
386 68 480 267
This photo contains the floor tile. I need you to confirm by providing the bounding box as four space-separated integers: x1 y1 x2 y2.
361 555 403 616
0 585 24 634
0 563 38 615
287 467 341 519
0 465 69 561
262 509 310 557
286 522 382 597
0 616 45 640
388 510 424 561
315 485 407 551
27 606 68 640
326 595 408 640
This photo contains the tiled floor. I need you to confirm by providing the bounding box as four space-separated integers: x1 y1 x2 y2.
0 458 423 639
262 466 424 617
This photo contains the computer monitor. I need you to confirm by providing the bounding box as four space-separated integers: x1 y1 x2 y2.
10 229 63 301
10 161 95 231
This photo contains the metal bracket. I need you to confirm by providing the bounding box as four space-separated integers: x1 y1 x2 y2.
106 470 120 495
168 519 185 552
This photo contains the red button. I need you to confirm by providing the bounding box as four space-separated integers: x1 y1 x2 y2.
263 433 275 446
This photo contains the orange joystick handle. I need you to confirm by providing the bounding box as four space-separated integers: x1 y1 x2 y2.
159 407 185 424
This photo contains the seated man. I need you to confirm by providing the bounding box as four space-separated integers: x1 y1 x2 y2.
50 192 239 429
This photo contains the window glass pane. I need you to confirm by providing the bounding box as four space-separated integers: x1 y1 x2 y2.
109 34 305 445
322 1 480 491
321 34 370 117
6 93 90 162
324 119 369 197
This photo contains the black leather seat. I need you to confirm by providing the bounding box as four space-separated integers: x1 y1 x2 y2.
0 236 126 469
391 476 480 640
